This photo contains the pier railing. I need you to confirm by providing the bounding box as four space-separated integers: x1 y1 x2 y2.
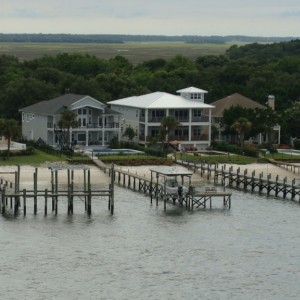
177 158 300 202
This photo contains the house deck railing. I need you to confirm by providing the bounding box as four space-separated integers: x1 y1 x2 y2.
138 135 209 142
50 123 119 130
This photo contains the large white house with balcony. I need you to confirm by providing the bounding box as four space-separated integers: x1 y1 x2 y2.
20 94 121 147
108 87 215 150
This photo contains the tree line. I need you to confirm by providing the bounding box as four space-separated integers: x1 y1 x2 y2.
0 39 300 144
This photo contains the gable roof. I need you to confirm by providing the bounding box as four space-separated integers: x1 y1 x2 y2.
108 91 214 109
210 93 266 117
19 94 102 115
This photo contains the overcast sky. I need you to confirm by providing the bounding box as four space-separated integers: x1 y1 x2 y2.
1 0 299 37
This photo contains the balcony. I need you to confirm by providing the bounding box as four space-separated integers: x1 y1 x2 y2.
52 123 119 130
191 115 209 122
191 134 209 141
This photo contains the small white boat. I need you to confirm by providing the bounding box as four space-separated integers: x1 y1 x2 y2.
164 178 188 199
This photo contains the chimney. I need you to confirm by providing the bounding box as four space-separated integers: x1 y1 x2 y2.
267 95 275 110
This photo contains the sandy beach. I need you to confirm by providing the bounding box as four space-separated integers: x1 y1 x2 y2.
1 161 300 191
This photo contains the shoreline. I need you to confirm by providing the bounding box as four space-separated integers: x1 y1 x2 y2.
0 161 300 191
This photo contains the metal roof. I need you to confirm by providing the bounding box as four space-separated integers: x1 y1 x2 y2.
177 87 208 94
108 91 214 109
149 166 193 176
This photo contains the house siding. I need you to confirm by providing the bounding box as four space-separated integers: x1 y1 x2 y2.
22 112 48 142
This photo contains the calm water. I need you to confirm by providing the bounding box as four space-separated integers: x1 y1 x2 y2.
1 187 300 300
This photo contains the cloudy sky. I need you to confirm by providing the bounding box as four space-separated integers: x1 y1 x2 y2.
1 0 299 36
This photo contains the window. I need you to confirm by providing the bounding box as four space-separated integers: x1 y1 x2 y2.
175 128 189 136
190 93 202 100
174 110 188 119
193 110 202 117
151 110 165 119
151 129 160 136
193 128 201 136
78 109 82 115
82 108 86 115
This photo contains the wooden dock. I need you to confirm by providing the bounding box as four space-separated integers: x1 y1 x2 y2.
97 164 232 211
0 164 114 216
177 159 300 202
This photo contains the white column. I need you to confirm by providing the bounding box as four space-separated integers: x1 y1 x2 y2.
85 130 88 146
208 109 212 146
145 109 148 142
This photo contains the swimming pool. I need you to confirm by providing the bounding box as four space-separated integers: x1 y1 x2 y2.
90 148 144 155
277 149 300 155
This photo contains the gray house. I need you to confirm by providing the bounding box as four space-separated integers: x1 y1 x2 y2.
20 94 121 148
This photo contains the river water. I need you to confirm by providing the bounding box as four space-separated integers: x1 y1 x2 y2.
1 186 300 300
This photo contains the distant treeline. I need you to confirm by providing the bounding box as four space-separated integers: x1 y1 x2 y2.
0 33 297 44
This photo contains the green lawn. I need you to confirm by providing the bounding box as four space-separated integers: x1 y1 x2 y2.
2 148 296 168
0 149 66 166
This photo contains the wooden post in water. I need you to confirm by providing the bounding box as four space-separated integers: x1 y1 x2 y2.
34 169 38 215
291 179 296 200
23 189 26 216
14 170 18 215
55 170 58 215
156 173 159 206
71 170 74 214
44 189 48 215
84 169 87 211
87 169 91 216
1 187 5 214
51 170 54 212
150 171 153 205
67 169 71 215
110 164 114 215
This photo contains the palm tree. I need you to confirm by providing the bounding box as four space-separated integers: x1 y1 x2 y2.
230 117 252 149
57 110 78 150
160 116 180 150
0 118 20 159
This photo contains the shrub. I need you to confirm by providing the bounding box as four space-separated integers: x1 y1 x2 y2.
293 139 300 150
243 144 259 157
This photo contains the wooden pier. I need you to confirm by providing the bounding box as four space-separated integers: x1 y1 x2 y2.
177 159 300 202
101 164 232 211
0 164 114 217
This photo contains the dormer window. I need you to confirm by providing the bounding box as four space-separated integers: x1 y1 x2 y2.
190 93 202 100
176 87 207 103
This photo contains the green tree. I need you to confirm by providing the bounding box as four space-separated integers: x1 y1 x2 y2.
160 116 180 150
57 110 78 150
0 118 20 159
122 126 136 141
230 117 252 149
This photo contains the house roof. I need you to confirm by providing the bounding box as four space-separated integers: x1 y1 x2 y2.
19 94 119 115
20 94 89 115
177 87 208 94
108 91 214 109
210 93 266 117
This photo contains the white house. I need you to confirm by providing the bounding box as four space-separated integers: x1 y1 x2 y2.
108 87 215 150
20 94 121 148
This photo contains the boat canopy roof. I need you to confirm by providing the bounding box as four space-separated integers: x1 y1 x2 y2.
149 166 193 177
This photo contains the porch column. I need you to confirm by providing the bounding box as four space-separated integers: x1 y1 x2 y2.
85 130 88 147
208 109 212 146
145 109 148 143
102 130 105 146
189 108 192 141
